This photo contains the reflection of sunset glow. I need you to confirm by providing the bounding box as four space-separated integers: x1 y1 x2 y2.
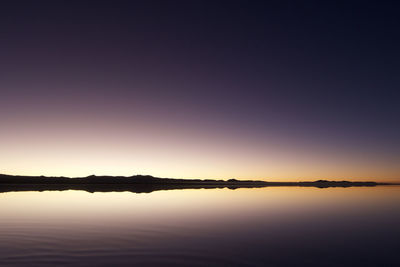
1 187 399 231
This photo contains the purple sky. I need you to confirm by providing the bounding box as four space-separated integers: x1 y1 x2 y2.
1 1 399 181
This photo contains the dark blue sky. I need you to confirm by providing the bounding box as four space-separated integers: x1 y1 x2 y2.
0 1 399 180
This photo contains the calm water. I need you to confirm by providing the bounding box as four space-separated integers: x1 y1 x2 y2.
0 186 399 266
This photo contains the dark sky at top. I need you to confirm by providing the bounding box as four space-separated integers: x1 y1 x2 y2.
0 1 399 179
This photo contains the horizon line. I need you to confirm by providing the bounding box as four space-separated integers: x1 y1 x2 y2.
1 173 398 184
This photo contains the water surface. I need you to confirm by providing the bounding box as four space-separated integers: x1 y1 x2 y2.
0 186 399 266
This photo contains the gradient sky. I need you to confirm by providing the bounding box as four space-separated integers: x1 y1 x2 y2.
1 1 399 181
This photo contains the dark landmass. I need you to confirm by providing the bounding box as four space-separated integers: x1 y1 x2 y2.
0 174 388 194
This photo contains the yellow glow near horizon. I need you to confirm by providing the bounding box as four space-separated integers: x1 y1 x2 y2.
1 113 399 182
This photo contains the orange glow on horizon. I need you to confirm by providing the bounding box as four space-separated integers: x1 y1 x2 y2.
1 113 399 182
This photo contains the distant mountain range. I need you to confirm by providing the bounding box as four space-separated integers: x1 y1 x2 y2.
0 174 386 194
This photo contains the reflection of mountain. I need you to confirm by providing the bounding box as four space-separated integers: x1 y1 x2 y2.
0 174 383 193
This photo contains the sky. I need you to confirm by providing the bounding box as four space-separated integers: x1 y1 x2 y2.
0 1 399 181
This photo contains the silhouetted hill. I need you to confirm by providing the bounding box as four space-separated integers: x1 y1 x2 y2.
0 174 265 185
0 174 386 194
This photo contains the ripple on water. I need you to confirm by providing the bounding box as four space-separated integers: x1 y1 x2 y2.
0 223 261 267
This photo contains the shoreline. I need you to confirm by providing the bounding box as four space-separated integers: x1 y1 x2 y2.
0 174 392 193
